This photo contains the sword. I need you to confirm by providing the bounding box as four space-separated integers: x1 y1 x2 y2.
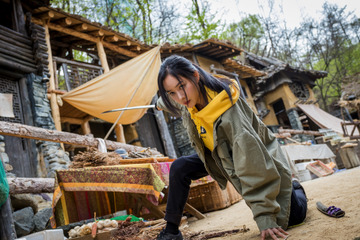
102 105 155 114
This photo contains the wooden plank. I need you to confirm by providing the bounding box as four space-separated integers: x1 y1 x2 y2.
0 121 162 155
31 18 138 58
53 57 103 69
184 203 206 220
278 129 324 136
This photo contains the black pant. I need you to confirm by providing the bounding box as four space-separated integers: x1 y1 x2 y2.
164 154 307 228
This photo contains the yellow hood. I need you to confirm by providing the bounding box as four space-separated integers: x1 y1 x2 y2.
188 80 240 150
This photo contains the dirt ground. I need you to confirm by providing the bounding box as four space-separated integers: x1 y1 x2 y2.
185 166 360 240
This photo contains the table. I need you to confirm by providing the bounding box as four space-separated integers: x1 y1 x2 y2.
50 163 171 227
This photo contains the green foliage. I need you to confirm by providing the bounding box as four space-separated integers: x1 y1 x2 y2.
178 0 222 43
220 14 264 51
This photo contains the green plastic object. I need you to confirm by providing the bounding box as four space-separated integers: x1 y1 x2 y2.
0 160 9 207
110 214 143 222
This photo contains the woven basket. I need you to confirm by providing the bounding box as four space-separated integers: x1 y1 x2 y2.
226 182 242 204
188 180 240 213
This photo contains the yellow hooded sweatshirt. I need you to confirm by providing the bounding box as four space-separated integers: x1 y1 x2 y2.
188 80 240 151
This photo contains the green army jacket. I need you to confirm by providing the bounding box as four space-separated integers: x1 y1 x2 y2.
157 96 292 232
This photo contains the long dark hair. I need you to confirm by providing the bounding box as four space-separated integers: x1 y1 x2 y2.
158 55 233 115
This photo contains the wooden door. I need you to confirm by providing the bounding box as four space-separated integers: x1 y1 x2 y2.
0 74 37 177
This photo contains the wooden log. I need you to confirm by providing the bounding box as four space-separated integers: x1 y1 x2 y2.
96 39 110 73
7 178 55 194
0 40 35 61
278 129 324 136
0 52 36 69
35 10 55 20
44 23 62 132
0 121 162 155
0 55 37 73
0 34 32 50
104 35 119 42
115 124 126 143
73 23 88 31
29 22 46 32
0 25 32 45
56 17 73 27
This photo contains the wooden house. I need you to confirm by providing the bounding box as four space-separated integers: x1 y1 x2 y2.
244 52 327 135
0 0 62 178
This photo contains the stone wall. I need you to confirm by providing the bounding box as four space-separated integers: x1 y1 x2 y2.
168 117 196 157
28 73 70 178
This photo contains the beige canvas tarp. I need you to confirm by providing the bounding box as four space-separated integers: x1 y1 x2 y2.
62 46 161 125
297 104 359 135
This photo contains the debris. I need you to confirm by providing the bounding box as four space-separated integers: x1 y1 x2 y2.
184 225 250 240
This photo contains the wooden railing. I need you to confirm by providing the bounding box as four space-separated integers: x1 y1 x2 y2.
53 56 103 91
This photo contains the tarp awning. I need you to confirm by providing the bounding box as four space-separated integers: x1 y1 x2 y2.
297 104 359 135
62 46 161 124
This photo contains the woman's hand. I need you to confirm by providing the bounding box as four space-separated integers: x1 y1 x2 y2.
261 227 289 240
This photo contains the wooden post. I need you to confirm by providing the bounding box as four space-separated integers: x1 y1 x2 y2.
0 197 17 240
153 96 177 158
115 124 126 143
81 120 91 135
96 39 110 73
44 22 62 132
0 160 16 240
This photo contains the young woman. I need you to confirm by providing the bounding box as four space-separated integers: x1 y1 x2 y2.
155 55 307 240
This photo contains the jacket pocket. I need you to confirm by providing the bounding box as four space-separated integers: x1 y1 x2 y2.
216 141 235 177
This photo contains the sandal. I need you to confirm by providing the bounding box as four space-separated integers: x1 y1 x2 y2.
316 202 345 218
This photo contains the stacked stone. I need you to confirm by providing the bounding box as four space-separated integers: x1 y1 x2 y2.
169 117 196 157
29 73 70 178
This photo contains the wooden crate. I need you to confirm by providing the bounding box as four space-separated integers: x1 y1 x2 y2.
306 160 334 178
187 181 230 213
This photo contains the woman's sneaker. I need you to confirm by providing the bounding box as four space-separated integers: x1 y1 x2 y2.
156 229 183 240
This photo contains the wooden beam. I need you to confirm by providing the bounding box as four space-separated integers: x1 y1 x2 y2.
55 17 73 27
61 117 86 125
32 18 138 58
44 23 62 132
115 124 126 143
35 10 55 20
104 35 119 42
7 178 55 194
88 29 105 37
96 39 110 72
278 129 324 136
73 23 88 31
0 121 162 155
118 40 131 46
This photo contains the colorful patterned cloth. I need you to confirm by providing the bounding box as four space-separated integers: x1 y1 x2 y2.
51 163 170 227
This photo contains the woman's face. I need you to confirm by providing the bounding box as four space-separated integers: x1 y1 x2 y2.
163 74 202 108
